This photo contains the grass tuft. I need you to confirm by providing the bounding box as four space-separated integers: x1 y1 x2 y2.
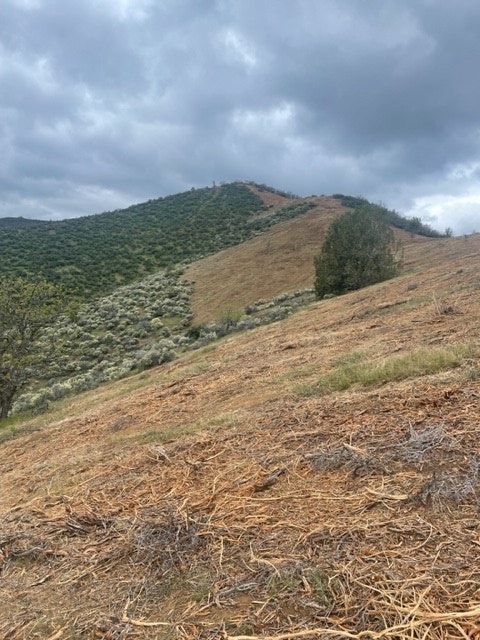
0 420 41 445
296 344 476 396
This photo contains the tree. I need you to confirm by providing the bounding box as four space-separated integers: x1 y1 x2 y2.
314 206 402 298
0 275 66 419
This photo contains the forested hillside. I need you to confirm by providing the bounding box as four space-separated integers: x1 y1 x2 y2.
0 184 261 297
332 194 445 236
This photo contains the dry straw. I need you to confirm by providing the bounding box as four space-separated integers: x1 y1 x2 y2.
1 381 479 639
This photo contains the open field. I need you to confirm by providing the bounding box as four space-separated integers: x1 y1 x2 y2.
1 234 479 639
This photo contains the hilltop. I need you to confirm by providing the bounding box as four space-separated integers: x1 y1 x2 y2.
1 231 479 639
0 217 48 229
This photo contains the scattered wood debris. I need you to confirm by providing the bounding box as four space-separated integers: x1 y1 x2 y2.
1 383 479 639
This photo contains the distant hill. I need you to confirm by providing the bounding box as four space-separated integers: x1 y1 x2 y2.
0 183 263 298
0 182 443 300
0 183 319 299
0 216 47 229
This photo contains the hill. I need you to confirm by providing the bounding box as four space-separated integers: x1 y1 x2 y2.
0 183 315 299
1 232 479 639
0 182 442 300
1 187 448 418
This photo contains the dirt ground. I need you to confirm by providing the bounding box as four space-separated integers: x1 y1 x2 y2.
1 233 479 639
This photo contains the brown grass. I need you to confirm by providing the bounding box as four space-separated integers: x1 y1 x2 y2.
185 196 436 323
185 196 344 323
1 233 479 639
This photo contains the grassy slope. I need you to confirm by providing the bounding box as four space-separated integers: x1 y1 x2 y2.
186 193 433 323
186 195 341 322
1 233 479 639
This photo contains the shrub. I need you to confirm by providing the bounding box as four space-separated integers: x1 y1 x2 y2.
314 206 402 298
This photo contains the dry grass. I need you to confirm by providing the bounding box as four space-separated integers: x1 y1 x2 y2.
1 234 480 639
185 196 346 323
185 195 437 324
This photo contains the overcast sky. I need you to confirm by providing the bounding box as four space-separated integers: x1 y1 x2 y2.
1 0 480 233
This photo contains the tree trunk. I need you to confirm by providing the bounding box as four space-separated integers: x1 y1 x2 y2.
0 386 17 420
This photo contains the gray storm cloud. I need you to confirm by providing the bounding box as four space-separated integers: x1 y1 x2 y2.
0 0 479 232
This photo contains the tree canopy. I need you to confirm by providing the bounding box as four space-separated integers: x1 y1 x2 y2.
0 275 66 419
314 206 402 298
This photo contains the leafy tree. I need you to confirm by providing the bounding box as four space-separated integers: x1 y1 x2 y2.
0 275 66 419
314 206 402 298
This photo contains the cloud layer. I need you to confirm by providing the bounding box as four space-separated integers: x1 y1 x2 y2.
1 0 479 232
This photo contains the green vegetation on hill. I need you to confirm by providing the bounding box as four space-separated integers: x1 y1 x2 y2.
0 217 48 229
0 184 265 299
0 183 316 300
332 194 445 237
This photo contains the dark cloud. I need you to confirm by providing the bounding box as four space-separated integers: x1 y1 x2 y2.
0 0 479 232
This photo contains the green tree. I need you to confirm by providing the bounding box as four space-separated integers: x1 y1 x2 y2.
314 206 402 298
0 275 66 419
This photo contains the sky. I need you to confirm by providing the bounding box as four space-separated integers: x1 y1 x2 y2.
1 0 480 234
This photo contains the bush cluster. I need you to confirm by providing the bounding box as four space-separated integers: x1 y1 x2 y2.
12 285 316 414
12 269 191 412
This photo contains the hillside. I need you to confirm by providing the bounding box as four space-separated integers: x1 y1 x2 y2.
0 182 442 301
6 191 438 417
186 195 343 323
0 189 452 424
0 183 316 299
0 184 262 298
186 195 434 323
1 233 479 639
